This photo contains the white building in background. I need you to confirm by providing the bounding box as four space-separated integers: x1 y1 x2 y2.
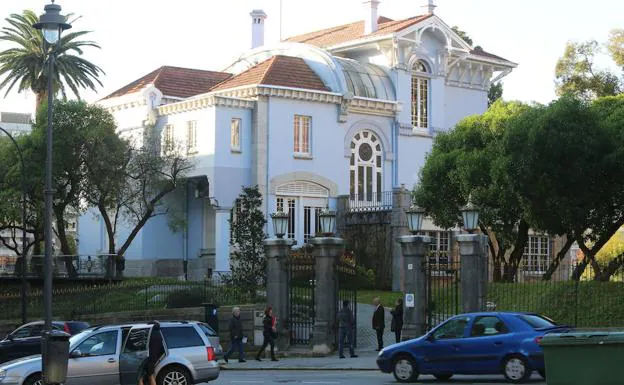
79 1 516 278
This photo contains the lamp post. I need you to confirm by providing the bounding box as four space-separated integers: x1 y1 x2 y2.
460 194 480 233
0 127 28 324
318 208 336 236
405 205 425 235
32 0 71 335
270 210 290 239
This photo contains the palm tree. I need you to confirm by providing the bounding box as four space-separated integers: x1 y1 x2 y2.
0 10 104 112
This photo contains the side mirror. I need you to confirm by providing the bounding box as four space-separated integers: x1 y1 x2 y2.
69 349 82 358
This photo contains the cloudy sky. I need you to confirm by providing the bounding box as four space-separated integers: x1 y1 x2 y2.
0 0 621 113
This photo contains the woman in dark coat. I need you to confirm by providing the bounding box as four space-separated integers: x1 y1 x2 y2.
256 306 278 361
390 298 404 343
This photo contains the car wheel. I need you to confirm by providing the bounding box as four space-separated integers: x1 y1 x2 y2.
24 373 43 385
434 373 453 381
538 369 546 379
502 355 531 383
157 366 192 385
392 356 419 383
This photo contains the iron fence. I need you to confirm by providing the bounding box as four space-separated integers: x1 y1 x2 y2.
288 247 315 345
0 255 112 278
0 276 263 321
425 260 460 331
347 191 393 212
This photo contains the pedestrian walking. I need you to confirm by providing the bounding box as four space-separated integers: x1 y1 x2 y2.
256 306 278 361
372 297 385 351
390 298 404 343
138 321 164 385
337 300 358 358
223 307 246 363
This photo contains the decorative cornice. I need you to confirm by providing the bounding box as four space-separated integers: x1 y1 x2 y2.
105 98 148 112
349 97 398 118
157 95 256 116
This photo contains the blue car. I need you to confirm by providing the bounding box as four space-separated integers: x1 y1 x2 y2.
376 312 568 383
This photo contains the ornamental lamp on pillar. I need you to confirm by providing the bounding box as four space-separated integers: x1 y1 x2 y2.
318 208 336 236
270 210 290 239
33 1 72 45
405 205 425 234
460 195 480 233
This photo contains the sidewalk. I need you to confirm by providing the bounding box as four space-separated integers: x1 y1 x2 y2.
220 351 379 371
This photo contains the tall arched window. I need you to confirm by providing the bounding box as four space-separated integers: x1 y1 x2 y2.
350 130 383 202
411 60 429 129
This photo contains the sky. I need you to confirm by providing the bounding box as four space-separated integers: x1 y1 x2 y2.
0 0 622 114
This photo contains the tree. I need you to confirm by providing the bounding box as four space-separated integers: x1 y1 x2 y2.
229 186 267 292
0 10 103 111
607 29 624 69
555 40 621 100
505 96 624 281
451 26 504 105
414 101 532 281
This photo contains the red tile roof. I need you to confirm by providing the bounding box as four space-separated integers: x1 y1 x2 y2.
210 55 329 92
285 15 432 48
103 66 232 100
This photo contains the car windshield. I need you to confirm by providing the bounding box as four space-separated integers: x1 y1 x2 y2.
517 314 556 329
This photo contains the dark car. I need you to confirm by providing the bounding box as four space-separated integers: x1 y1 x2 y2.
376 312 570 383
0 320 90 363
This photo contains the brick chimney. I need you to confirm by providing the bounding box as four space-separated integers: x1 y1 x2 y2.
363 0 380 34
250 9 267 49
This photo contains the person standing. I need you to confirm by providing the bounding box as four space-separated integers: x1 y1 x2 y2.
256 306 278 361
390 298 404 343
224 307 246 363
372 297 385 351
337 300 358 359
138 321 164 385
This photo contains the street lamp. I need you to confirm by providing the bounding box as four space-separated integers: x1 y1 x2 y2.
270 210 290 239
405 205 425 234
0 127 28 324
32 0 71 334
460 194 480 233
318 208 336 237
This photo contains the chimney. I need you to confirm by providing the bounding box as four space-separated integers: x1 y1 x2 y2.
422 0 436 14
363 0 380 34
250 9 267 49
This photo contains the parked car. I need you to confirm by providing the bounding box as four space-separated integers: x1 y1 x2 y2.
376 312 570 383
0 321 219 385
0 321 90 364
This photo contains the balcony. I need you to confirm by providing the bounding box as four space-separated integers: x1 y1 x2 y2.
345 191 393 213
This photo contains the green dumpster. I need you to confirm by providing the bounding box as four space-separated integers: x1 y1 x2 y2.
540 331 624 385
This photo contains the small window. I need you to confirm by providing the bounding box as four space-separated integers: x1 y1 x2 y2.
231 118 241 152
11 325 34 339
470 316 509 337
161 326 204 349
123 328 149 353
293 115 311 155
517 314 556 329
74 331 118 357
432 316 470 340
199 323 218 337
186 121 197 154
163 124 174 152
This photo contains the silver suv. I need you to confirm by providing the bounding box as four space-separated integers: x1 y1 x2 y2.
0 321 219 385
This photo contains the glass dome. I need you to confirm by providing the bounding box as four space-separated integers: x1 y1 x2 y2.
335 57 396 100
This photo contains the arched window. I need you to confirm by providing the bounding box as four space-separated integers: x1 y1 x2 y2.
411 60 429 129
350 130 383 202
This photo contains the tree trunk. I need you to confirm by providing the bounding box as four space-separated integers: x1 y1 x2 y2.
54 207 78 278
597 253 624 281
501 219 530 282
97 204 117 279
542 237 574 281
35 91 46 117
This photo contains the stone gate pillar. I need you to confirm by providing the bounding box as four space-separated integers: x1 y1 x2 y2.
310 237 344 354
397 235 431 339
457 234 488 313
263 238 295 350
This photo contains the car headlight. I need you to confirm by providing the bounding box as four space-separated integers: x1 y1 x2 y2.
0 369 6 380
378 348 386 357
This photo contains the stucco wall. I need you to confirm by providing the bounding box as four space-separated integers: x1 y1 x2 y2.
444 85 488 130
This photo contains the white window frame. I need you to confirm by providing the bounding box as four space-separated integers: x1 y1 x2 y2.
293 115 311 157
349 130 383 205
163 124 174 153
425 231 452 274
411 60 430 130
522 235 551 275
230 118 241 153
186 121 197 154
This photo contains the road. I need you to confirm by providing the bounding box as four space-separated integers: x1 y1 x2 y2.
209 370 546 384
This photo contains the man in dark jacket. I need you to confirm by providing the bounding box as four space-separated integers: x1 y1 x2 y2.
337 300 358 358
372 297 385 351
223 307 245 363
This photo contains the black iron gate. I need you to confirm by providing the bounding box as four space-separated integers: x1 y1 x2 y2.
425 259 460 331
336 252 358 347
287 246 315 345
